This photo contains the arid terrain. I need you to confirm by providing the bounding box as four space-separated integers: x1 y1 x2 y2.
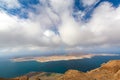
11 54 119 63
1 60 120 80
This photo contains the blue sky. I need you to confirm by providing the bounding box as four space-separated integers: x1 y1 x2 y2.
1 0 120 19
0 0 120 55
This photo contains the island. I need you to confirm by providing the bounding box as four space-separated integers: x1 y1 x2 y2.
11 53 119 63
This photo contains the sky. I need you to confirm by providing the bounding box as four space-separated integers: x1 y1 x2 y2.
0 0 120 56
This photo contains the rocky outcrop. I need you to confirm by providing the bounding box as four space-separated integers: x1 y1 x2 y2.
58 70 93 80
100 60 120 73
58 60 120 80
114 70 120 80
18 76 28 80
86 60 120 80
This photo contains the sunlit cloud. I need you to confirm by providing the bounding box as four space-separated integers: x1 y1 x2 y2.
0 0 120 53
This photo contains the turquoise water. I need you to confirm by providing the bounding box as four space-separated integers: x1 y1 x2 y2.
0 55 120 78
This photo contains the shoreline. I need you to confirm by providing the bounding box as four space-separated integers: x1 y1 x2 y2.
11 53 120 63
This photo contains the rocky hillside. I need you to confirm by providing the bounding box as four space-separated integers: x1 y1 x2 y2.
0 60 120 80
58 60 120 80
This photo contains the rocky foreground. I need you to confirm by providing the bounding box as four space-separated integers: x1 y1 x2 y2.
1 60 120 80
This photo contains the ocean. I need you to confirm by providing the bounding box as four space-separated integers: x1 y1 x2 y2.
0 55 120 78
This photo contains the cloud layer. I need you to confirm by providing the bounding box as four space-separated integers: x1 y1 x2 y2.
0 0 120 53
0 0 20 8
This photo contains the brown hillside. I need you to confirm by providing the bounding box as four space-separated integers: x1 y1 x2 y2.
58 60 120 80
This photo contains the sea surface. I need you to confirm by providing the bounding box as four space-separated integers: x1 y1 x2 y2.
0 55 120 78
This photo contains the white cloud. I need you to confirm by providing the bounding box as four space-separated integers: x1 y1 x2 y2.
0 0 64 51
0 10 50 48
81 0 99 7
87 2 120 46
49 0 73 13
0 0 120 53
0 0 20 8
59 1 120 48
59 13 81 45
